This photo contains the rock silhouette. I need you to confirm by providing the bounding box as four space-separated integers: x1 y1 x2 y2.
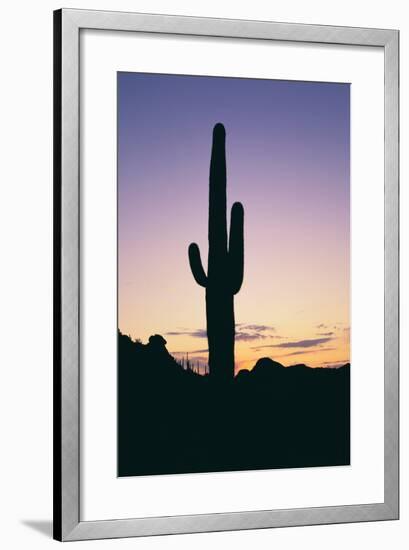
189 123 244 382
118 332 350 477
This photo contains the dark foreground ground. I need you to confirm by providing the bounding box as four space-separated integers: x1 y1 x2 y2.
118 332 350 477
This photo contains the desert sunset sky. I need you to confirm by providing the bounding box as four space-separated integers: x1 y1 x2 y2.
117 72 350 373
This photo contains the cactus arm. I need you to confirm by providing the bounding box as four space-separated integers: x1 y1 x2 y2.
228 201 244 295
188 243 208 287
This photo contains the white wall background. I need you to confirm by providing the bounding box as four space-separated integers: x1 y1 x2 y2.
0 1 406 548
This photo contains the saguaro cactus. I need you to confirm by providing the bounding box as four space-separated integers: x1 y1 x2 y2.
188 123 244 382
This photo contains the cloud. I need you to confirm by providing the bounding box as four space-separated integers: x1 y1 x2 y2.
253 337 333 350
234 323 277 341
237 323 275 332
316 331 334 336
167 324 276 342
277 347 336 357
275 337 333 348
165 329 207 338
316 323 348 332
235 331 268 342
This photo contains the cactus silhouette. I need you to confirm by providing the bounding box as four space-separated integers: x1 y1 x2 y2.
188 123 244 382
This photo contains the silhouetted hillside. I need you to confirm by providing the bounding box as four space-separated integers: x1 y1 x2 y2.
118 331 350 476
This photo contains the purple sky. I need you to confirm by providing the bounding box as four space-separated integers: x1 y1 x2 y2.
118 72 350 371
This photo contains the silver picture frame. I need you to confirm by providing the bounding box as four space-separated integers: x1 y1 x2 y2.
53 8 399 542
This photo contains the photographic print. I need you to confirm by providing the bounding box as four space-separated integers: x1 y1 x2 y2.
117 72 350 477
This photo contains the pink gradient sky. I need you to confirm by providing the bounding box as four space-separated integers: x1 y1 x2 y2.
118 73 350 372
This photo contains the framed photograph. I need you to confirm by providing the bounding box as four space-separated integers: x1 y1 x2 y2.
54 8 399 541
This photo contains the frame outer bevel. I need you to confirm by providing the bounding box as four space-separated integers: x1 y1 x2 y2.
54 8 399 541
53 8 63 542
55 8 81 541
383 30 399 519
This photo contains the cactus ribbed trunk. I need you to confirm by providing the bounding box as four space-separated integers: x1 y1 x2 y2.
188 123 244 383
206 292 235 381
